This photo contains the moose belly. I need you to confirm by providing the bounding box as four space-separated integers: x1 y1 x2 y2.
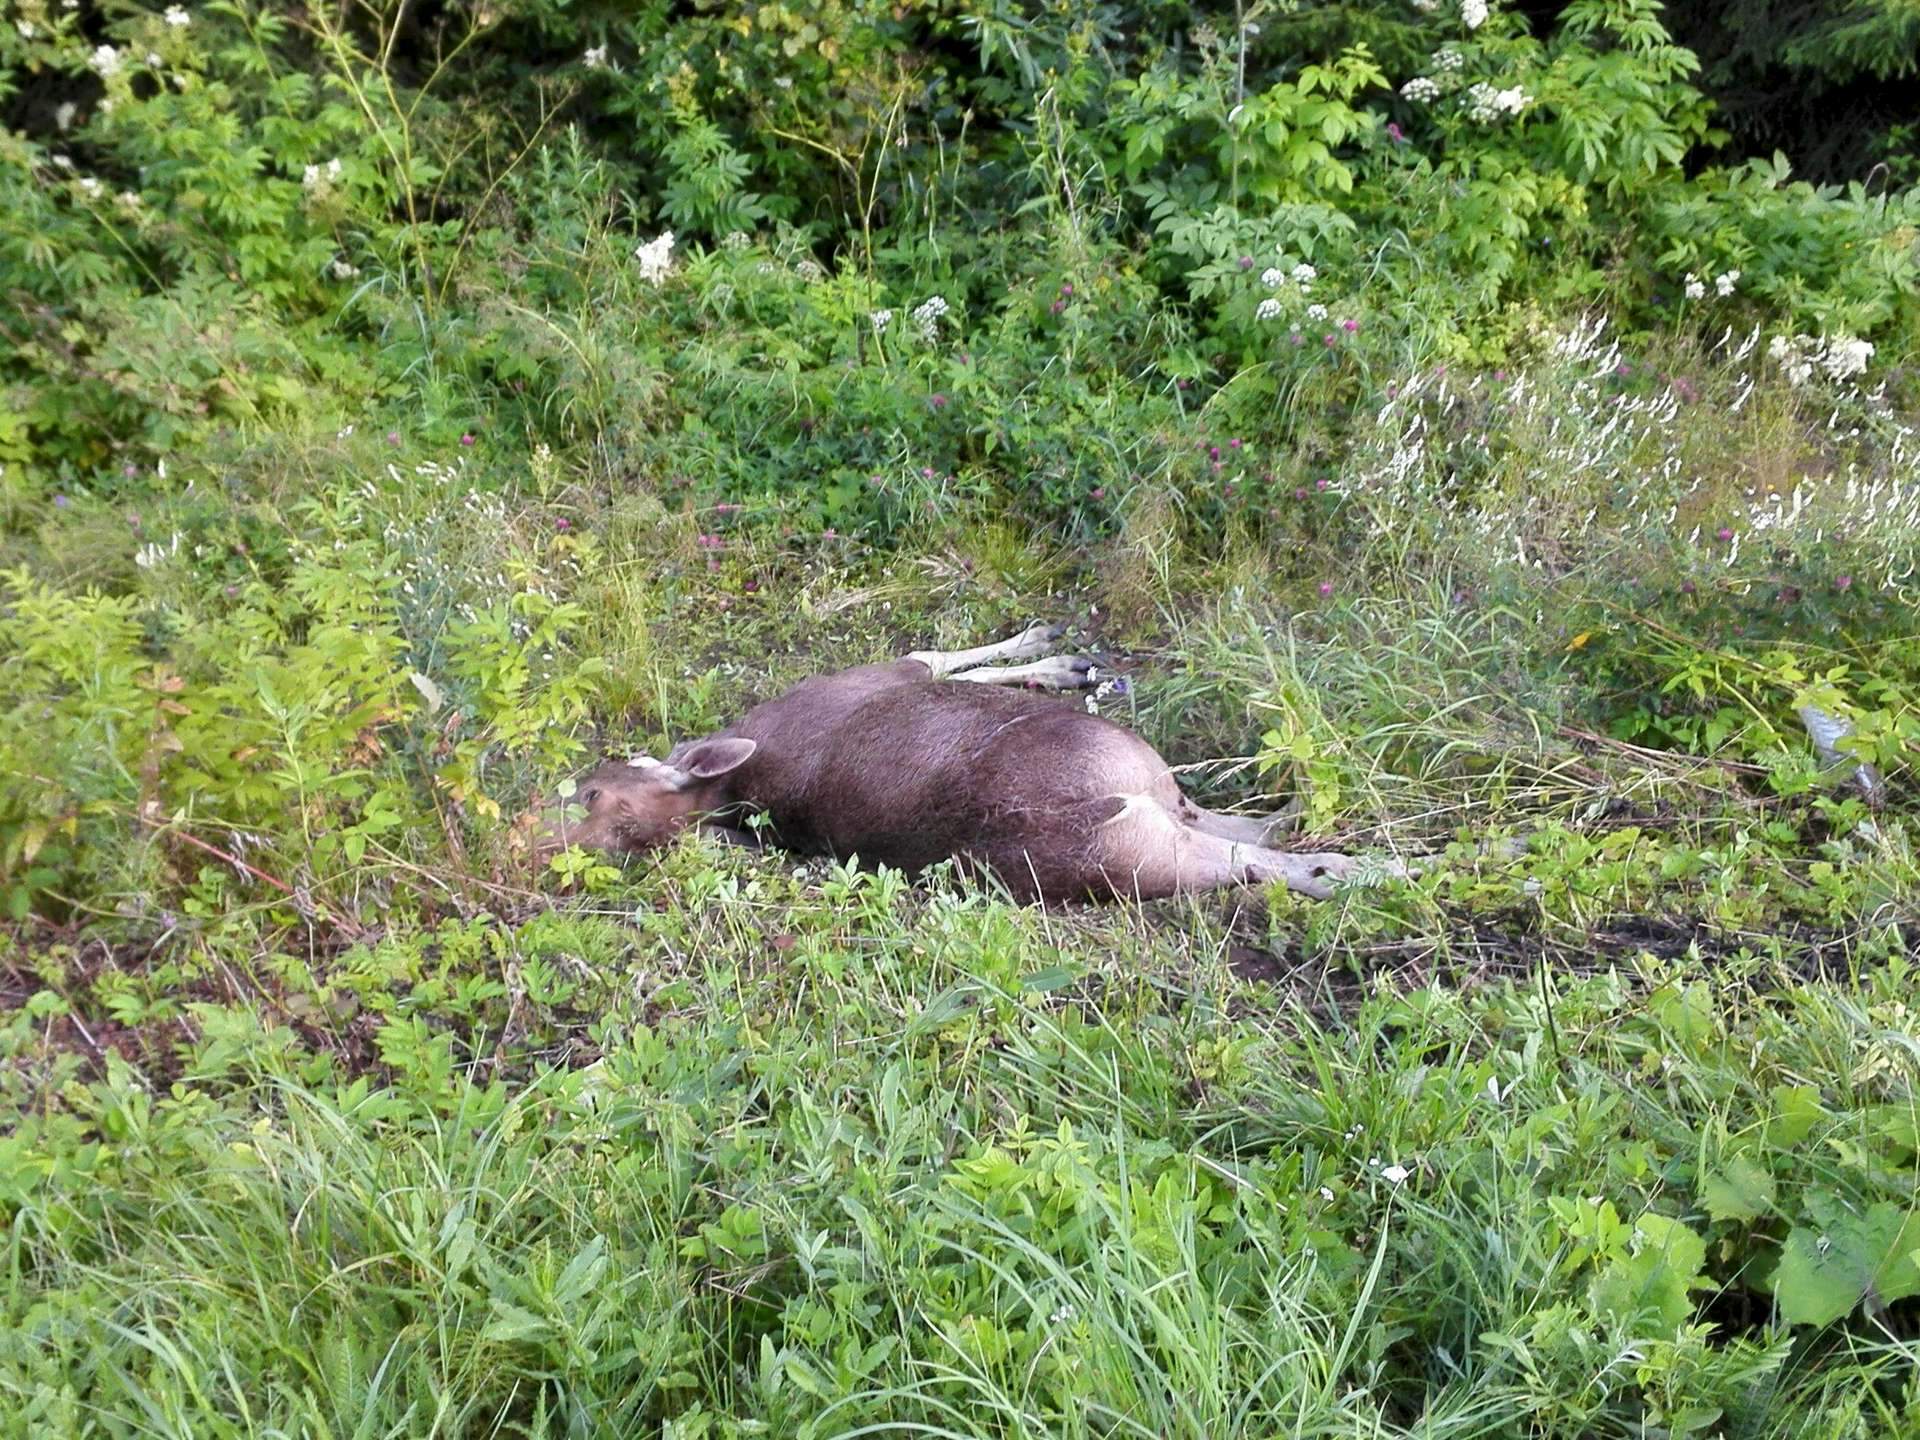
786 690 1178 880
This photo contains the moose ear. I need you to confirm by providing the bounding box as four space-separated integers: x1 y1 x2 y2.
665 736 757 786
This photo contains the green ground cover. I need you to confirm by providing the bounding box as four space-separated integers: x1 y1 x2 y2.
3 1 1919 1434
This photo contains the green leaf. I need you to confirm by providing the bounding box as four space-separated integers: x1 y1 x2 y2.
1701 1155 1777 1223
1590 1212 1707 1330
482 1300 553 1344
1774 1201 1920 1326
1020 965 1077 993
1766 1084 1826 1145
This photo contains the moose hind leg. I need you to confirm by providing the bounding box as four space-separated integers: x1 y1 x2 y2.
1090 795 1355 901
1181 803 1286 847
907 621 1064 679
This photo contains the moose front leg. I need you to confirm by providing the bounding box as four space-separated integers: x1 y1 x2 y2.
907 621 1064 679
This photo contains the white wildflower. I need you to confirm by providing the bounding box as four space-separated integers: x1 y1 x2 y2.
331 259 360 280
77 176 102 198
134 533 182 569
1461 0 1489 28
721 231 751 251
1768 332 1873 387
1413 0 1439 10
327 157 343 182
164 5 190 24
582 44 609 69
634 230 675 284
17 21 35 38
55 102 77 131
1260 267 1284 287
118 191 141 210
1714 269 1740 297
1683 273 1705 301
1306 303 1329 320
89 44 122 78
145 51 163 68
1401 76 1440 102
1822 334 1874 382
870 308 893 334
302 163 321 189
1255 297 1283 321
1291 262 1318 283
1381 1164 1412 1185
1466 82 1531 123
1770 335 1816 387
1433 46 1465 72
794 257 825 283
911 294 950 342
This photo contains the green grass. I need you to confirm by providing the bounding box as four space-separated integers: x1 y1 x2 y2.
7 2 1920 1427
5 186 1919 1440
5 861 1917 1436
4 544 1918 1435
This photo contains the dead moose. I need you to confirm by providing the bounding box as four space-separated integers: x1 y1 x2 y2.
532 623 1361 901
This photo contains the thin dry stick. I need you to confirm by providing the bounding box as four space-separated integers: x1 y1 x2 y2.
144 820 368 939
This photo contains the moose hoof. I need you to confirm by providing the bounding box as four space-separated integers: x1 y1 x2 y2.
1011 620 1069 655
1279 851 1358 900
1023 655 1095 690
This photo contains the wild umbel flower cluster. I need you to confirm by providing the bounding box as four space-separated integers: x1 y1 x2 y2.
634 231 675 285
1465 82 1531 123
1461 0 1490 29
911 295 950 342
1683 270 1740 301
1253 260 1317 321
303 158 343 193
1403 47 1477 106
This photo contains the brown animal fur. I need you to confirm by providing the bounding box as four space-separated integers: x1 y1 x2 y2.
533 633 1358 902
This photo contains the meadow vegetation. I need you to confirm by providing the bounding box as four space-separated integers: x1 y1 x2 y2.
2 1 1918 1434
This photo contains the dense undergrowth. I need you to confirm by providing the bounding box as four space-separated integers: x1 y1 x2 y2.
3 1 1919 1435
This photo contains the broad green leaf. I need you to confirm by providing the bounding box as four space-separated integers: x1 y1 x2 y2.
1590 1212 1707 1330
1774 1202 1920 1326
1766 1084 1826 1145
1701 1156 1777 1223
